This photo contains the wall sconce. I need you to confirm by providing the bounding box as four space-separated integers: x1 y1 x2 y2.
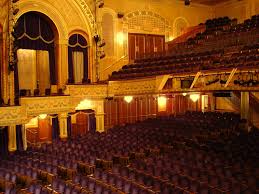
98 1 104 8
99 41 106 47
158 96 167 111
182 92 187 96
99 52 106 59
9 63 15 71
13 8 19 15
124 96 133 103
190 94 200 102
117 32 124 45
117 12 124 19
94 35 100 43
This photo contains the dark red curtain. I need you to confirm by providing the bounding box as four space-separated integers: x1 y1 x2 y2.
16 125 24 151
13 12 57 103
68 34 89 84
0 127 8 158
51 115 60 140
67 115 72 137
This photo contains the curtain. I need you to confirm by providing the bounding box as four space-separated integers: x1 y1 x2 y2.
36 50 50 94
16 125 24 151
67 116 72 137
73 51 84 84
89 113 96 133
0 127 8 158
52 116 60 140
17 49 37 93
17 49 50 95
14 12 57 103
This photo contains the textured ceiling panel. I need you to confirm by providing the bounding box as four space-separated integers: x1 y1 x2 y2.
182 0 236 6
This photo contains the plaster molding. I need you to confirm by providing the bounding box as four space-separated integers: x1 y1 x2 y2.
66 84 108 98
109 78 157 96
20 96 73 116
16 0 69 40
0 106 28 126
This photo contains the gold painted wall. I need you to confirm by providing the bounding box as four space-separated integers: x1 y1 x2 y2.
99 0 215 80
214 0 258 22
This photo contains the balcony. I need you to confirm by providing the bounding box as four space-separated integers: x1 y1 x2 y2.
20 95 73 116
0 106 27 126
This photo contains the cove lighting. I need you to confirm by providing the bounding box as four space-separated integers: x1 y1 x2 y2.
117 32 124 45
76 99 93 110
158 96 167 111
124 96 133 103
190 94 200 102
38 114 47 120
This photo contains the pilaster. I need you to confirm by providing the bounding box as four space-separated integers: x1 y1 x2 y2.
241 92 250 120
8 125 17 152
58 112 68 139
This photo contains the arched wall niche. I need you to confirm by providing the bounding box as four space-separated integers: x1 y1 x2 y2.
173 17 189 38
99 7 119 58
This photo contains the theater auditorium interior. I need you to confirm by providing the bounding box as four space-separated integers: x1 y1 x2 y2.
0 0 258 193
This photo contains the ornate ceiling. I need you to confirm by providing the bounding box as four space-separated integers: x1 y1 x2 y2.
182 0 239 6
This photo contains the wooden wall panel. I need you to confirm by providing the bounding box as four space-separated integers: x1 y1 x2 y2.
38 119 51 142
76 113 88 135
128 33 165 61
104 95 203 129
129 34 136 61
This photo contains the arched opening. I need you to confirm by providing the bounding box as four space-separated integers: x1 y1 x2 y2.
67 109 96 137
174 17 189 37
25 114 60 145
68 34 89 84
13 11 58 99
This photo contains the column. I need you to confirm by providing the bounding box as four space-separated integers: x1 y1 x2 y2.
8 125 17 152
2 32 10 104
57 39 68 89
95 100 105 132
209 93 216 111
96 113 105 132
21 124 27 150
58 112 68 139
241 92 250 120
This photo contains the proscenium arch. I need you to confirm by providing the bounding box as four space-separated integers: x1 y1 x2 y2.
14 11 59 101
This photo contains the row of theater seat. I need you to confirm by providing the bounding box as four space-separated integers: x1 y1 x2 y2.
110 43 259 80
19 88 64 97
110 15 259 80
0 111 258 194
